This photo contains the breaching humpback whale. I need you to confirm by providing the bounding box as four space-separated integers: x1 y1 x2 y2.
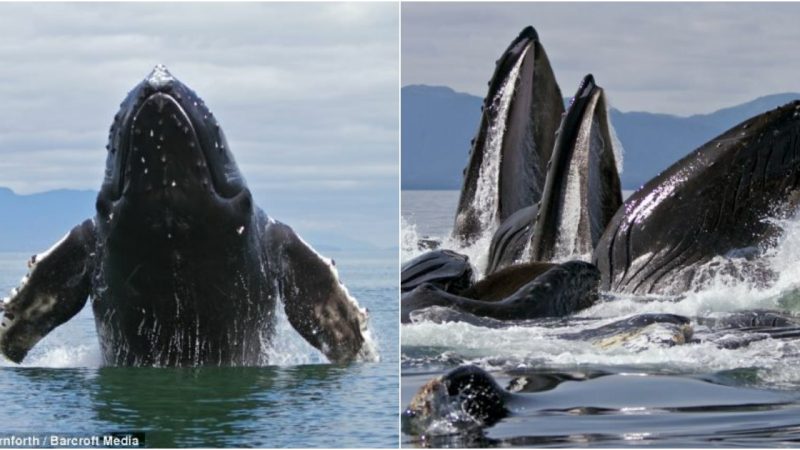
0 65 377 366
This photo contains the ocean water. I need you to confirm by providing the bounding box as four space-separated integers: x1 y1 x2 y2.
402 189 800 447
0 248 398 448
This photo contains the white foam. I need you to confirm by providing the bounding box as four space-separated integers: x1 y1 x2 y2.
264 299 328 366
401 217 424 262
402 217 494 278
403 209 800 387
23 344 102 368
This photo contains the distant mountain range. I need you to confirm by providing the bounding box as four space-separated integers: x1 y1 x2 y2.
402 85 800 190
0 187 377 252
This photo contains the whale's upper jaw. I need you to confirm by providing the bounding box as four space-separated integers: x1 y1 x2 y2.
487 27 540 101
100 65 246 204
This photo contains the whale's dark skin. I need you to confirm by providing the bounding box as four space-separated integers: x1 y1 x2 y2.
461 261 556 301
530 74 622 262
485 205 538 275
453 26 564 245
593 100 800 295
401 250 475 294
402 365 509 436
401 261 599 323
0 66 375 366
483 75 622 274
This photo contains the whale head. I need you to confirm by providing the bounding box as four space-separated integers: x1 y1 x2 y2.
96 66 253 239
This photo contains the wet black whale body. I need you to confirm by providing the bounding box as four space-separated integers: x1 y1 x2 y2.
594 100 800 295
0 66 375 366
401 261 599 323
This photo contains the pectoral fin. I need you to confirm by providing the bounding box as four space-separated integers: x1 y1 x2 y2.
263 220 377 364
0 219 96 363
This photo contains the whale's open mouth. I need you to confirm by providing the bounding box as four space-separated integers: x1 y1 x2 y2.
453 26 564 245
101 65 246 203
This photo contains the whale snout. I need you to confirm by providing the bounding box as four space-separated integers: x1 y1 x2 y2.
101 65 247 205
146 64 175 90
122 92 210 197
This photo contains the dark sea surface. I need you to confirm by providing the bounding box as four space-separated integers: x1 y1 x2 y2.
402 189 800 448
0 248 398 448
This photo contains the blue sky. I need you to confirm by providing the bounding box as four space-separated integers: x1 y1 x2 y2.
403 2 800 116
0 3 398 248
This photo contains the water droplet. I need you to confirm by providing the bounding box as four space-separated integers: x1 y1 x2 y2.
161 155 166 163
141 157 146 163
150 129 154 138
171 181 177 187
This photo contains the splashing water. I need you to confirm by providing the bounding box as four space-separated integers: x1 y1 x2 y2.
264 300 328 366
404 190 800 388
402 219 496 279
0 300 369 369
